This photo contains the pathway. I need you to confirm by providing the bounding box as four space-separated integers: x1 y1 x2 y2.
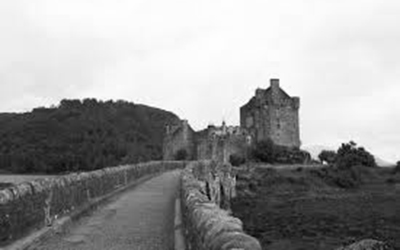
31 170 181 250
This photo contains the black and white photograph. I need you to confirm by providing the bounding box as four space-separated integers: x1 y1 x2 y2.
0 1 399 249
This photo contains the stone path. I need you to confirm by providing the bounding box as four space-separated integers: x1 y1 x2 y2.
32 170 181 250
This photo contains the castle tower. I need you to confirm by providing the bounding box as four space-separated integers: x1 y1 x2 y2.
240 79 300 148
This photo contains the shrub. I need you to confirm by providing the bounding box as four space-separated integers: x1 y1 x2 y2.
318 150 337 164
335 141 377 169
393 161 400 174
229 153 246 166
274 148 311 164
251 139 278 163
251 139 310 164
310 166 362 189
174 149 188 160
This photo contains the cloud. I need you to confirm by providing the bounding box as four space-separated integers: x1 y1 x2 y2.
0 0 399 161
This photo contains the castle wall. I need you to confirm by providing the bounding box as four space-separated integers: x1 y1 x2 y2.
195 126 248 163
195 133 212 160
163 120 195 160
269 104 300 148
223 134 249 162
241 103 269 142
257 106 271 142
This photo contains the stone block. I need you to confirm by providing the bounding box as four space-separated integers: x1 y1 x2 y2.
180 161 261 250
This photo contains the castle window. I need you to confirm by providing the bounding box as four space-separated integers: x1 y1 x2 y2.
277 120 281 129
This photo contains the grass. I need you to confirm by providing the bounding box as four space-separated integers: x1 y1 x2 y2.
231 164 400 250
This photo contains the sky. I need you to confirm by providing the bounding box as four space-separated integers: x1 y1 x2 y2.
0 0 399 162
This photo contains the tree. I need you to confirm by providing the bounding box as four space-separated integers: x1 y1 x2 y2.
393 161 400 174
335 141 376 169
318 150 337 164
0 99 180 174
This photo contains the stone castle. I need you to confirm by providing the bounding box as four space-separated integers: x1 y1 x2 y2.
240 78 300 148
163 79 300 162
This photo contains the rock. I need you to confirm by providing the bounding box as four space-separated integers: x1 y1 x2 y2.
336 239 394 250
181 161 262 250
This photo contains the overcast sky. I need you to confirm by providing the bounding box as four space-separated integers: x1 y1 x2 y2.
0 0 399 162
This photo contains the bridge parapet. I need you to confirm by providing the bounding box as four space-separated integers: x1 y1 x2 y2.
180 160 261 250
0 161 186 247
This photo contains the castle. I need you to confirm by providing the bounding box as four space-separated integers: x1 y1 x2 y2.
163 79 300 162
240 79 300 148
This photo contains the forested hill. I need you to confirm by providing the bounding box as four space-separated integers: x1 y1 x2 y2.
0 99 180 174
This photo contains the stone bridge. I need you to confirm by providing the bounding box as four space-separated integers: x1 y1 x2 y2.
0 161 261 250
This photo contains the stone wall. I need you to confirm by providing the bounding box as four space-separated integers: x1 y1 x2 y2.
180 161 261 250
240 79 300 148
0 161 186 246
163 120 196 160
196 136 228 163
196 125 249 164
194 129 212 160
269 101 300 148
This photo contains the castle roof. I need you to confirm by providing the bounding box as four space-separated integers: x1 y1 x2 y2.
241 79 298 110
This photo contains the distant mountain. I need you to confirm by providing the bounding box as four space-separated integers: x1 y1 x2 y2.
302 144 395 167
374 157 395 168
0 99 180 174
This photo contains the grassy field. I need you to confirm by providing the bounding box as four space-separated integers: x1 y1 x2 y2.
231 164 400 250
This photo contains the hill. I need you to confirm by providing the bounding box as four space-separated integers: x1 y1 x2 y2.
0 99 180 174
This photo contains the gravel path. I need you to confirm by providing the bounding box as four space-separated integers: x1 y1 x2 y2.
33 170 181 250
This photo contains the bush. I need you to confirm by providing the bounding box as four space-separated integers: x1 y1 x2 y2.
251 139 278 163
335 141 377 169
393 161 400 174
251 139 310 164
318 150 337 164
229 153 246 166
274 148 311 164
310 166 362 189
174 149 188 161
